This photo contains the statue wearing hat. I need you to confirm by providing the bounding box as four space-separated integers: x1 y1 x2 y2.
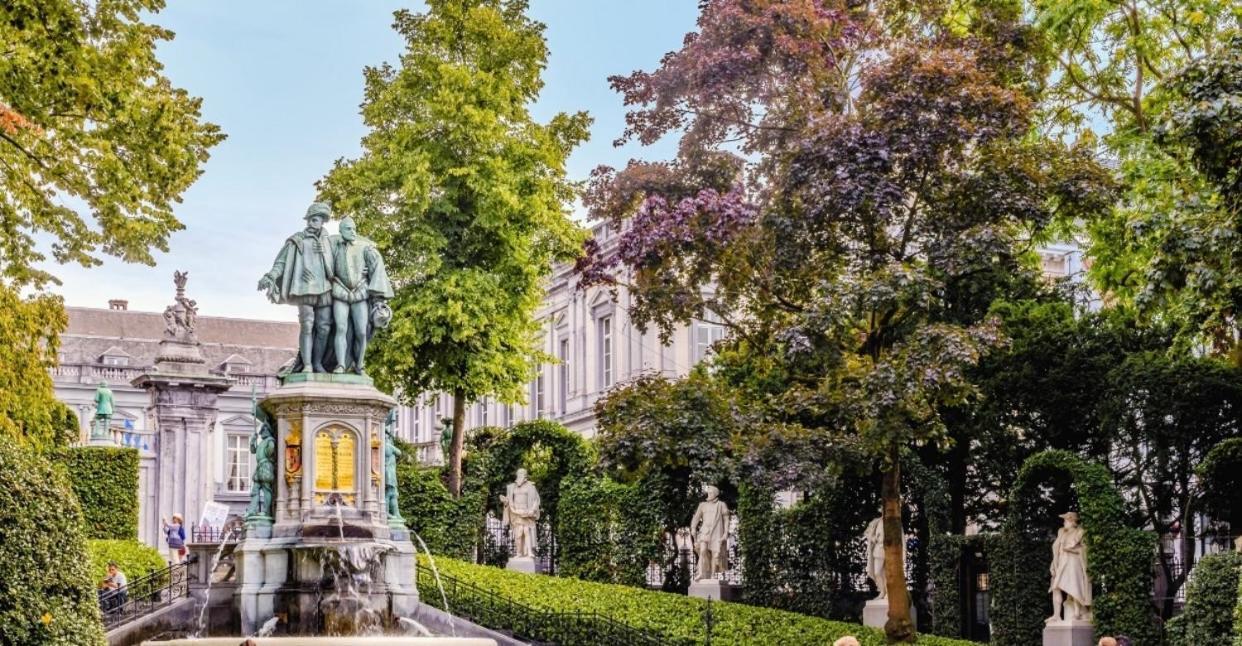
328 216 393 374
258 202 336 372
1048 511 1092 624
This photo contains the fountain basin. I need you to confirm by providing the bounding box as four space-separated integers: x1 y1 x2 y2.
142 639 496 646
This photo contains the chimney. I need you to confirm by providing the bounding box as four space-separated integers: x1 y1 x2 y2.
108 299 128 311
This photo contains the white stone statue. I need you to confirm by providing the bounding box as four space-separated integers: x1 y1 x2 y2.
1048 511 1092 623
864 515 906 600
501 468 540 559
689 485 731 581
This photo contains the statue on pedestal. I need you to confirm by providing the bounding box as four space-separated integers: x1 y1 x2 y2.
502 468 541 559
247 393 276 521
328 217 392 375
1048 511 1092 623
91 380 114 439
864 515 908 600
384 409 404 522
258 202 335 373
690 485 731 581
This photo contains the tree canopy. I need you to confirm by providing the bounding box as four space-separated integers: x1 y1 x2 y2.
0 0 224 289
318 0 590 495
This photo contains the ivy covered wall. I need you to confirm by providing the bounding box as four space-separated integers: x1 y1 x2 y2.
51 446 139 541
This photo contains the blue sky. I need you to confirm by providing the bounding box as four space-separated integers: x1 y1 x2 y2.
49 0 698 319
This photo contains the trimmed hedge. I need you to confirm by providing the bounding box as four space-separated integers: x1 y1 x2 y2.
86 539 166 584
991 450 1159 645
0 439 106 645
396 461 484 561
1235 562 1242 646
417 555 979 646
557 475 662 587
1167 551 1242 645
52 446 139 540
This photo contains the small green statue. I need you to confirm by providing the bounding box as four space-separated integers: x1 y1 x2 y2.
247 391 276 520
439 416 454 465
384 409 403 522
91 380 114 439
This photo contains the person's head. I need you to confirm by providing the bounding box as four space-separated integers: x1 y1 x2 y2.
1097 638 1118 646
107 561 119 575
172 513 183 524
1115 636 1132 646
833 637 860 646
1060 511 1080 529
515 468 528 484
339 216 358 242
704 485 720 501
304 202 331 232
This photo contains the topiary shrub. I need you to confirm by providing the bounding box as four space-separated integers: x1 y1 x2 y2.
51 446 139 540
557 475 663 587
1167 551 1242 645
396 461 484 561
419 555 981 646
86 539 166 584
0 438 106 645
991 450 1159 645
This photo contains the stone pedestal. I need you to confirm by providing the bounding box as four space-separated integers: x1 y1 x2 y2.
505 556 537 574
688 578 738 601
862 598 917 629
1042 620 1094 646
234 377 418 636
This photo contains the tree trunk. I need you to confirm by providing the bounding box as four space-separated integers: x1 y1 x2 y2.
883 444 916 642
447 389 467 498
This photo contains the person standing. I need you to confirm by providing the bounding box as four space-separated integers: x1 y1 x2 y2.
163 514 186 564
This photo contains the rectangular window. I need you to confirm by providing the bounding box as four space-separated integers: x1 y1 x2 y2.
694 315 726 363
226 434 251 492
598 315 613 389
412 407 421 441
502 404 511 428
534 370 546 418
480 399 489 427
558 338 570 414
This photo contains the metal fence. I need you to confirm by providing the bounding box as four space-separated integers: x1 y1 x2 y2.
416 563 671 646
99 561 192 628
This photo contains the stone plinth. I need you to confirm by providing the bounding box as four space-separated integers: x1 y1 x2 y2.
236 377 417 636
1042 620 1094 646
862 598 917 629
505 557 537 574
688 579 738 601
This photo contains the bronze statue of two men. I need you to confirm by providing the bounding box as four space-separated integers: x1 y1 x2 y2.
258 202 394 375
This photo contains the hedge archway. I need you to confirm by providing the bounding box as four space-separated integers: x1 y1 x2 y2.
990 450 1158 644
479 419 594 569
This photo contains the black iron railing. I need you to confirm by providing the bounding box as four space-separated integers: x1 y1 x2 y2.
416 563 673 646
99 561 192 628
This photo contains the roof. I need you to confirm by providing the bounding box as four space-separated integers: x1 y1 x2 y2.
61 306 300 375
65 306 299 348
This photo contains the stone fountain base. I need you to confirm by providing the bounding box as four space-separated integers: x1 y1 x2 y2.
235 378 419 636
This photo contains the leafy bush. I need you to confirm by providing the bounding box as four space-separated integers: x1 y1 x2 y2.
417 555 978 646
991 450 1158 645
396 461 484 561
0 439 106 645
1198 438 1242 529
86 539 166 583
1167 551 1242 645
51 446 139 540
557 475 663 587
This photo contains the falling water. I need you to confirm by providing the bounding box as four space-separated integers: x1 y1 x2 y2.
397 616 433 637
254 616 279 638
193 527 240 637
410 531 455 638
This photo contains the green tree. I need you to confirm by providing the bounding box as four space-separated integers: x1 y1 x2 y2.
0 0 221 448
1034 0 1242 355
0 288 67 449
0 0 224 288
319 0 590 496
